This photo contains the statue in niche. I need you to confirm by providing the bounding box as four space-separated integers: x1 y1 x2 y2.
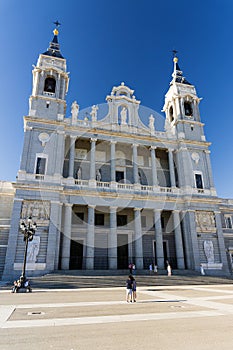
204 240 214 264
27 236 40 263
96 169 101 181
90 105 98 122
71 101 79 123
120 107 127 125
149 114 155 131
77 168 82 180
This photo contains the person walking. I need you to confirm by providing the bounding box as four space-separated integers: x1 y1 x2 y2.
167 262 172 276
126 275 133 302
130 275 137 302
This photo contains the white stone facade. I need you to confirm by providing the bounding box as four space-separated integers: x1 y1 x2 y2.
1 31 233 281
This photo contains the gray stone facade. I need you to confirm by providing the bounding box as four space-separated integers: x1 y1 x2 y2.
1 29 233 281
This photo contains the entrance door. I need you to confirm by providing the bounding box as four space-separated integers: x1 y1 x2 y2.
116 171 124 183
69 240 83 269
117 234 128 269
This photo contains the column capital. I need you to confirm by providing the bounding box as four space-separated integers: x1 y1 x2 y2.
173 209 180 215
150 146 157 151
70 134 76 139
110 206 118 211
88 204 96 209
167 148 174 153
91 138 97 143
204 149 211 154
153 208 161 213
132 143 139 148
50 200 62 206
134 207 142 211
64 203 73 208
110 140 117 145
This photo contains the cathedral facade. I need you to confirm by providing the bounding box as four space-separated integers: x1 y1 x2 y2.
1 27 233 280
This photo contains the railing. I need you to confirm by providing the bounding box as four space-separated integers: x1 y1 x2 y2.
96 181 110 188
74 179 89 186
117 183 134 190
35 174 45 180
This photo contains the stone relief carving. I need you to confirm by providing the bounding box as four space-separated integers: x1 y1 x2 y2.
195 211 216 232
191 152 200 164
27 236 40 263
21 201 50 223
204 240 214 264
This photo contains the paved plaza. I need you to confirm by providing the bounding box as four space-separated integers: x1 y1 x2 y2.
1 275 233 350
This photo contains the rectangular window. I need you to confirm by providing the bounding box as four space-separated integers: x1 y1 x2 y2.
195 173 203 189
141 216 146 227
95 213 105 226
117 215 127 227
75 212 84 224
36 157 46 175
225 216 232 229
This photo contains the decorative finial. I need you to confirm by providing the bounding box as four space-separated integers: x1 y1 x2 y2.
172 49 178 63
53 20 61 36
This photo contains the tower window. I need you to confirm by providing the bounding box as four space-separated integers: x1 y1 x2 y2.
169 106 174 122
46 101 50 108
184 102 193 116
225 215 232 229
36 157 46 175
44 77 56 93
195 173 203 189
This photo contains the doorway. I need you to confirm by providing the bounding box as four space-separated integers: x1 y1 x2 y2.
116 171 124 183
117 234 128 269
69 240 83 269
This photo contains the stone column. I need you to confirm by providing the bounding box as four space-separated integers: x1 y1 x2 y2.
108 206 117 269
173 210 185 269
204 150 215 189
134 208 143 269
110 141 116 182
61 203 72 270
54 202 63 270
90 138 97 180
132 144 139 184
183 210 200 270
68 135 76 178
86 205 95 269
2 198 23 281
153 209 164 269
54 130 65 177
168 148 176 187
215 211 229 272
20 126 32 172
46 201 62 271
150 146 158 187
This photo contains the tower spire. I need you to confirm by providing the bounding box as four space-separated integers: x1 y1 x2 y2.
43 21 64 59
171 51 191 85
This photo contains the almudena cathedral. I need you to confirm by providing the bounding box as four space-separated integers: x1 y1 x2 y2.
1 26 233 281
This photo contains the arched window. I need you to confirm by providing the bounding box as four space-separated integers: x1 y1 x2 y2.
184 101 193 116
169 106 174 122
44 77 56 93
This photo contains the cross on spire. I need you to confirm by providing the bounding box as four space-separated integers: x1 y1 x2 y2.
53 20 61 27
172 49 178 58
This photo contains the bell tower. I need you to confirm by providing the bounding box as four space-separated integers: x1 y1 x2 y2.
163 54 205 142
29 24 69 121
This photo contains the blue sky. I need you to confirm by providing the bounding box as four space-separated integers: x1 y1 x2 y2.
0 0 233 198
